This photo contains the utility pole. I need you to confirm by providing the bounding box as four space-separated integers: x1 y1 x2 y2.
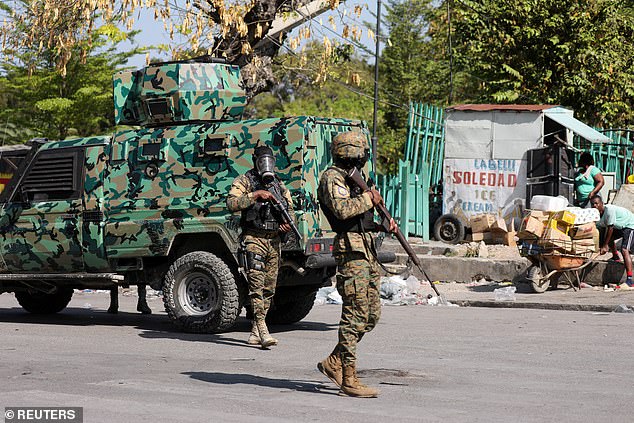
447 0 454 105
372 0 382 170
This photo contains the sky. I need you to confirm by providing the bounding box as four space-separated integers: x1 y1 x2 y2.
122 2 383 69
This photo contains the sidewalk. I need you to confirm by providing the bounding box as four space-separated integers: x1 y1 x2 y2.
379 238 634 313
435 281 634 313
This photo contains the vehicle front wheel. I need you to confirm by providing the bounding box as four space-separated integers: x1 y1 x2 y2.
15 288 74 314
162 252 240 333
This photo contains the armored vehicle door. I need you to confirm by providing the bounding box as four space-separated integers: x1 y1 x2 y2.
0 147 85 272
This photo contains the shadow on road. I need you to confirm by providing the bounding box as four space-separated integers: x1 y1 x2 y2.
0 305 338 346
183 371 335 394
0 306 172 330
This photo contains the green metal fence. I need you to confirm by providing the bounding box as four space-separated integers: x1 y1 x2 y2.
574 130 634 187
377 103 444 240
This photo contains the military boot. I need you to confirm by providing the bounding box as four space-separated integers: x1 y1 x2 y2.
317 348 342 387
256 318 278 348
247 320 260 345
339 364 379 398
107 287 119 314
136 285 152 314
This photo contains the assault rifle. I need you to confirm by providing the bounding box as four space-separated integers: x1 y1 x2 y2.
266 184 301 240
346 167 445 301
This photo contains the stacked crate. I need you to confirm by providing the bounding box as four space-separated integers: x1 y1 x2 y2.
469 214 516 246
518 209 599 256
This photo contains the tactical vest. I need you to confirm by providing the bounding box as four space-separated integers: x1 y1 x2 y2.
241 169 288 233
320 167 375 234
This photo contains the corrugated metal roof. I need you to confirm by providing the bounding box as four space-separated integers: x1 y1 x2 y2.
447 104 557 112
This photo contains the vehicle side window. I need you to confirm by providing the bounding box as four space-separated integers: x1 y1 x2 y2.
18 149 84 202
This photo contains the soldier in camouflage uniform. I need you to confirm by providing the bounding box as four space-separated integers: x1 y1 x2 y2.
226 146 294 348
317 132 396 398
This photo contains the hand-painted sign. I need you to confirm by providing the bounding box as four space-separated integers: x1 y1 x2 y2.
443 158 526 222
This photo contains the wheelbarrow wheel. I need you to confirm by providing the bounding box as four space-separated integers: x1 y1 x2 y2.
527 265 550 293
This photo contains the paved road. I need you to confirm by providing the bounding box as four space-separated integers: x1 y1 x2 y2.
0 292 633 422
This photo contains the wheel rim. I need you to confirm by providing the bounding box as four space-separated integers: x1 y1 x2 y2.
177 271 218 315
440 221 458 241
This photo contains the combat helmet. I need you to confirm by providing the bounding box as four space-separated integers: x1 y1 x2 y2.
331 132 369 168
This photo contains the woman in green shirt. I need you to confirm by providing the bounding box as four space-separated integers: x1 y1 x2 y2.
574 152 604 207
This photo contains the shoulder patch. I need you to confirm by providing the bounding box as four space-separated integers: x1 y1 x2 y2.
336 185 350 198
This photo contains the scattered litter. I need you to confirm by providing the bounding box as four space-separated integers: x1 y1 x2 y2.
579 282 591 288
613 304 634 313
83 303 92 310
477 241 489 258
604 285 615 292
466 277 489 287
314 287 342 305
494 286 516 302
380 275 427 306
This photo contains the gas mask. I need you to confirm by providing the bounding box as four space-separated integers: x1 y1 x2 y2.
253 146 276 185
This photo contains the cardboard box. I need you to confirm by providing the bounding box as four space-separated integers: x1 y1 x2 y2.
570 223 598 240
470 231 493 243
572 238 596 254
550 210 576 226
470 214 496 233
545 216 573 235
541 227 573 252
490 217 508 233
518 216 544 239
526 210 550 221
493 231 517 246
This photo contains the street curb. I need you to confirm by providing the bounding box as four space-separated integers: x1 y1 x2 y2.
449 299 617 313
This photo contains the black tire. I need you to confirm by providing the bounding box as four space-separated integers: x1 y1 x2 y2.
15 288 73 314
266 288 318 325
433 213 465 244
162 252 240 333
527 265 550 293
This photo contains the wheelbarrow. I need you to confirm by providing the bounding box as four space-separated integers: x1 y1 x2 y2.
518 239 598 293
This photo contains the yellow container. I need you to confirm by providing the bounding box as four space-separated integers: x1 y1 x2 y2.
550 210 576 226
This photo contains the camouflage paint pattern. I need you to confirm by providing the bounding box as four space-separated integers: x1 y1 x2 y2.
0 136 110 273
243 233 280 320
102 117 367 260
334 251 381 366
113 63 246 126
0 61 372 275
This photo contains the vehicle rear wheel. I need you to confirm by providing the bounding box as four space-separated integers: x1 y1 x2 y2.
15 288 73 314
433 213 465 244
162 252 240 333
267 287 318 325
527 265 550 293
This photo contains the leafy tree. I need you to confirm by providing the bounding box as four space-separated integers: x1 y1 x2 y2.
0 25 144 143
247 43 406 173
0 0 373 99
450 0 634 126
377 0 456 173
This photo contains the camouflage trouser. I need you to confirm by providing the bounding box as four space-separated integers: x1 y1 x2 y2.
243 233 281 320
335 251 381 366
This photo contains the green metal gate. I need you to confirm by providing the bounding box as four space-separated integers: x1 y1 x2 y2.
377 103 444 240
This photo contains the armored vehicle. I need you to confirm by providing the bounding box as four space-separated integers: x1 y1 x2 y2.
0 58 394 332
